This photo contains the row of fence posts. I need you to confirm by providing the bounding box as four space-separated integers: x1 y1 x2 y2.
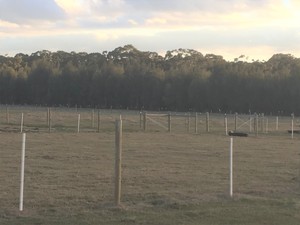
18 116 124 211
5 107 102 133
140 111 295 138
15 112 297 211
1 107 296 136
140 111 276 135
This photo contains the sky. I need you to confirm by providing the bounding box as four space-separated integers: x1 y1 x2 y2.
0 0 300 61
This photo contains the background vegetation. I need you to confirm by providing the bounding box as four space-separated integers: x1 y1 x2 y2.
1 45 300 114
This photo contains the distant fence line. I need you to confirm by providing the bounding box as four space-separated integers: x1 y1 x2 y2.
0 105 298 136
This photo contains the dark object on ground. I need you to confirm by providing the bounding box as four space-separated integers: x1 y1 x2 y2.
228 131 248 137
288 130 300 134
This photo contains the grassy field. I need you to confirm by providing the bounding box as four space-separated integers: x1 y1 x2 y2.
0 106 300 224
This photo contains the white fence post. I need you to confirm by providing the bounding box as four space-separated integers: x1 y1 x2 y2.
114 116 123 206
19 133 26 211
230 137 233 198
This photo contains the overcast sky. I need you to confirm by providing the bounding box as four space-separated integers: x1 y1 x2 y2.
0 0 299 61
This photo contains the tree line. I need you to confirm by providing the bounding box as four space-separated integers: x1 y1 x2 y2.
1 44 300 114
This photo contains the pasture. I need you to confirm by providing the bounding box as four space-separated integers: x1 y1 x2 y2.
0 106 300 224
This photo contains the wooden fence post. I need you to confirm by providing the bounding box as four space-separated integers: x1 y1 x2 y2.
139 111 142 129
206 112 210 132
234 113 237 131
143 112 147 131
168 113 171 133
20 113 24 133
6 106 9 124
187 113 190 133
291 114 294 139
261 113 264 133
48 108 51 133
46 107 49 126
276 116 279 131
97 110 100 133
195 112 198 134
255 113 258 136
91 109 95 128
77 114 80 133
224 114 228 135
249 114 252 132
114 116 122 207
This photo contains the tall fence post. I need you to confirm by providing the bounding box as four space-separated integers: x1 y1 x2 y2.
77 114 81 133
229 137 233 198
234 113 237 131
139 111 142 129
276 116 279 131
224 114 228 135
168 113 171 133
187 113 190 133
91 109 95 128
114 116 122 207
48 108 51 133
254 113 258 136
249 114 252 132
143 112 147 131
19 133 26 211
195 112 198 134
260 113 264 133
291 114 294 139
20 113 24 133
6 106 9 124
97 109 100 133
206 112 210 132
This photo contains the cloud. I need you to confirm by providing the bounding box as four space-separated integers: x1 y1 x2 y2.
0 0 65 24
1 0 300 61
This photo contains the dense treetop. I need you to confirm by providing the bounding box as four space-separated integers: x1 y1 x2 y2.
1 45 300 114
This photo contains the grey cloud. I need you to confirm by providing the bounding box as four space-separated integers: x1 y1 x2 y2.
0 0 65 24
124 0 268 13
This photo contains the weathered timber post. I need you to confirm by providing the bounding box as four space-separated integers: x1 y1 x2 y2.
114 116 122 207
139 111 142 129
143 112 147 131
48 108 52 133
255 113 258 136
77 114 80 133
6 106 9 124
249 113 252 132
234 113 238 131
20 113 24 133
168 113 171 133
187 113 190 133
291 113 294 139
224 114 228 135
195 112 198 134
206 112 210 132
97 110 101 132
91 109 95 128
260 113 264 133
